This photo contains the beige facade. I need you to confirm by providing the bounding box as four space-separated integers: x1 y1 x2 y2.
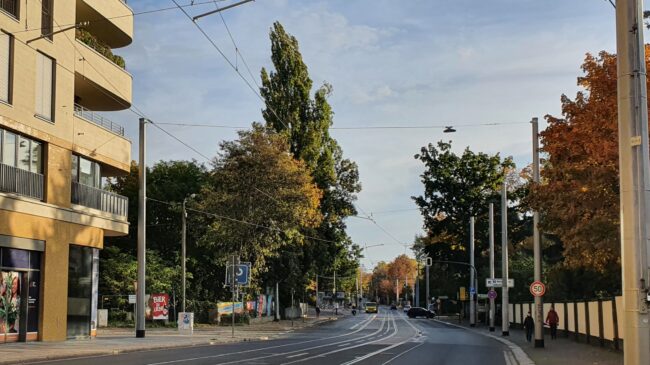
0 0 133 342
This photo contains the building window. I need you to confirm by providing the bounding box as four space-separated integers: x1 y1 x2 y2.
71 155 101 188
35 53 54 122
41 0 52 40
0 127 42 173
0 0 19 19
0 31 11 104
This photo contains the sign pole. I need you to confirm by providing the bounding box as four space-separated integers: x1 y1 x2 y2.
426 258 431 310
469 217 476 327
532 117 545 348
231 255 236 338
501 180 510 336
489 203 496 332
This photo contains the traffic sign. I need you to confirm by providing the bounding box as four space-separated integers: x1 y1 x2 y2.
486 278 514 288
530 281 546 297
226 262 251 286
425 257 433 267
488 289 497 300
469 287 476 295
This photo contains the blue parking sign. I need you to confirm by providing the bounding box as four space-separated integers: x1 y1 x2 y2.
236 264 250 285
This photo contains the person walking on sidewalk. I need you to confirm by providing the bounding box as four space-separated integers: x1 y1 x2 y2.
524 312 535 342
546 305 560 339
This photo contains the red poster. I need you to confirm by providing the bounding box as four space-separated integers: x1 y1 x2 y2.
147 293 169 320
257 295 265 316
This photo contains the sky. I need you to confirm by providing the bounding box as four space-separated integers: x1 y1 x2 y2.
107 0 620 269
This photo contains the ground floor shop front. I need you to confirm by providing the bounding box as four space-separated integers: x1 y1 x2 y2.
0 209 104 342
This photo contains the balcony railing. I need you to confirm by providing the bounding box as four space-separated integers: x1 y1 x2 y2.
74 104 125 136
0 163 44 201
72 181 128 217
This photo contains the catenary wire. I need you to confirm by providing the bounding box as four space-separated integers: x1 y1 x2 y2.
171 0 291 131
152 121 528 130
146 197 342 245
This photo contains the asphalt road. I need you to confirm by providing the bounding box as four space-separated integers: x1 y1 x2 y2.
29 308 514 365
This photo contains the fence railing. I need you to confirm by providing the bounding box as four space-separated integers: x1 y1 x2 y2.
71 181 128 217
74 104 125 136
509 297 623 350
0 163 44 201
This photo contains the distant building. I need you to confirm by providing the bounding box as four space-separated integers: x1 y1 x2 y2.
0 0 133 342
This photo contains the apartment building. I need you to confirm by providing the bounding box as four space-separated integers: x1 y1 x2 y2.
0 0 133 342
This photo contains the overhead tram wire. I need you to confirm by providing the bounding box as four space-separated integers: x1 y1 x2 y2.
146 197 342 245
153 121 528 131
10 1 231 36
355 205 407 248
211 0 262 89
38 1 212 163
171 0 292 131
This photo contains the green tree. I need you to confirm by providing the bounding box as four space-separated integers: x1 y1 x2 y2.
197 124 323 300
260 22 361 282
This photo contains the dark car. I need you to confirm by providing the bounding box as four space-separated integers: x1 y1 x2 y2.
390 304 397 310
407 307 435 319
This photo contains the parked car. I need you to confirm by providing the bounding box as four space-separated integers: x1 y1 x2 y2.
390 304 397 310
403 305 411 313
407 307 435 319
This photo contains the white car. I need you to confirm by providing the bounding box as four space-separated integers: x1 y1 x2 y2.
403 305 411 313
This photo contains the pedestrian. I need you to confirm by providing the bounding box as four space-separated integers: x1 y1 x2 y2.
315 305 321 318
546 305 559 339
524 311 534 342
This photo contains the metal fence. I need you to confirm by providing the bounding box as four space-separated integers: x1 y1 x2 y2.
74 104 125 136
509 297 623 350
0 163 44 201
71 181 128 217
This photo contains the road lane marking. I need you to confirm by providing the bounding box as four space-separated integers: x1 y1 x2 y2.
283 312 403 365
286 353 308 359
140 315 381 365
380 342 424 365
208 316 390 365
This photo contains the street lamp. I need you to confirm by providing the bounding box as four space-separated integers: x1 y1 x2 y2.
358 244 384 307
181 193 197 314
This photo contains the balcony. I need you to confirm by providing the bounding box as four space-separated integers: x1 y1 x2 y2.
76 0 133 48
71 181 128 217
76 29 125 69
0 163 44 201
74 39 132 111
74 104 124 136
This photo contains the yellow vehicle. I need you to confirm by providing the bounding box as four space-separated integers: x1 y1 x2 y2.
365 302 378 313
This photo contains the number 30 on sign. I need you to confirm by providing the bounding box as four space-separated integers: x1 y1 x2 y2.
530 281 546 297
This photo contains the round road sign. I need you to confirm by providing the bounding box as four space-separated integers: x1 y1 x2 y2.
530 281 546 297
488 289 497 299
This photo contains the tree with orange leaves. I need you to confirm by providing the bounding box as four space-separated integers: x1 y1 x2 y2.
531 47 650 281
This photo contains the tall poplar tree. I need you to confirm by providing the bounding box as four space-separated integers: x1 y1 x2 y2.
260 22 361 281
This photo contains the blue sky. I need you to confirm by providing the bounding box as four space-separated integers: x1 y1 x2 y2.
108 0 619 268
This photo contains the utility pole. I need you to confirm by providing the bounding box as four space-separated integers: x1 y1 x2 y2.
275 282 280 322
501 180 509 336
316 274 320 307
469 217 476 327
396 278 399 305
531 117 544 348
181 198 187 314
415 260 420 307
426 260 431 310
489 203 496 332
616 1 650 363
231 255 237 338
136 118 147 338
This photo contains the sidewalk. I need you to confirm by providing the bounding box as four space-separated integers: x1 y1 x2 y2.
436 318 623 365
0 316 335 365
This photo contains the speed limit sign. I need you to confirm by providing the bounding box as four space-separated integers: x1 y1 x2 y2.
530 281 546 297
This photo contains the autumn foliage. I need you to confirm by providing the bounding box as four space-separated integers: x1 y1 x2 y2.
530 46 650 273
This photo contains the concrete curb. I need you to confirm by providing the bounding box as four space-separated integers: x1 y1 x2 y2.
434 319 535 365
2 318 336 365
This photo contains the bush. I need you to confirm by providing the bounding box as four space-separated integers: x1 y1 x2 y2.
76 29 126 69
219 313 250 325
